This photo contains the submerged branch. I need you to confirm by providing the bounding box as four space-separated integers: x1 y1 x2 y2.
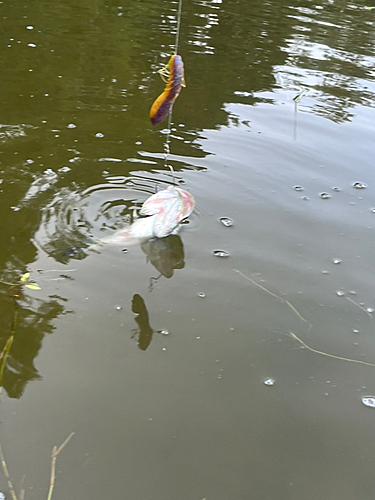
286 331 375 367
233 269 312 327
46 432 74 500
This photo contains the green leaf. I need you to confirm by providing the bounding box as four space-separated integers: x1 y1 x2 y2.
20 273 30 282
25 283 41 290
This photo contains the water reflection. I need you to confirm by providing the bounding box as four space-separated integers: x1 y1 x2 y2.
0 282 65 399
141 234 185 286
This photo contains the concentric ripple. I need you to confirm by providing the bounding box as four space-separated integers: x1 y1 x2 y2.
34 176 196 262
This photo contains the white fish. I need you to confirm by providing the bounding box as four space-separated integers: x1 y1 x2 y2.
91 186 195 248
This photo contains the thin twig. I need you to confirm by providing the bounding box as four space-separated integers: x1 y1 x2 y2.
287 331 375 367
46 433 74 500
346 296 373 318
233 269 311 327
0 440 18 500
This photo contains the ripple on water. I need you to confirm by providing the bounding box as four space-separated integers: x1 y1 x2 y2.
213 250 230 258
264 378 275 386
34 177 189 262
320 192 331 199
219 217 234 227
362 397 375 408
353 182 367 189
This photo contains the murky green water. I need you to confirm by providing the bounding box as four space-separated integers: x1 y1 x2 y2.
1 0 375 498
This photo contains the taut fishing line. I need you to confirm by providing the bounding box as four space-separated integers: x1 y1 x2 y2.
163 0 184 185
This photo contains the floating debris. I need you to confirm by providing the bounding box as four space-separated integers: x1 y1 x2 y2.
320 192 331 199
67 123 76 129
213 250 230 258
95 132 104 138
158 329 169 336
293 185 304 191
264 378 275 386
332 186 341 192
293 89 307 102
220 217 234 227
336 290 345 297
197 292 206 298
362 397 375 408
353 182 367 189
332 258 342 264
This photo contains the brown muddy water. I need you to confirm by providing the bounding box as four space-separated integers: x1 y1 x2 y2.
1 0 375 499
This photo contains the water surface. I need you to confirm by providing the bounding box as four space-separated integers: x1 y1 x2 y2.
1 0 375 499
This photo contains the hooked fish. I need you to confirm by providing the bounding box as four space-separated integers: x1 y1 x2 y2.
92 186 195 248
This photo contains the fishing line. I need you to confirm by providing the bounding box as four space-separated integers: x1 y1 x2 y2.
163 0 184 185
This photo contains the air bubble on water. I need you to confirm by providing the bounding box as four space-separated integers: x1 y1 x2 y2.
213 250 230 258
349 290 356 295
353 182 367 189
158 330 169 336
362 397 375 408
115 306 122 311
264 378 275 386
198 292 206 298
122 248 128 253
220 217 234 227
28 43 36 47
322 270 329 274
367 307 374 313
353 329 359 334
332 258 342 264
336 290 345 297
95 132 104 138
332 187 341 192
26 25 33 29
67 123 76 129
293 185 304 191
135 141 142 145
26 158 34 164
320 192 331 199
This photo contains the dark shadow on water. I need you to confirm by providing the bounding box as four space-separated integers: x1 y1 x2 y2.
131 294 154 351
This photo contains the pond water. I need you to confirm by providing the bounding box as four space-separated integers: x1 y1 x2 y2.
1 0 375 499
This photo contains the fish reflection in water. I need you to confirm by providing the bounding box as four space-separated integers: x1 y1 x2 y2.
142 234 185 285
